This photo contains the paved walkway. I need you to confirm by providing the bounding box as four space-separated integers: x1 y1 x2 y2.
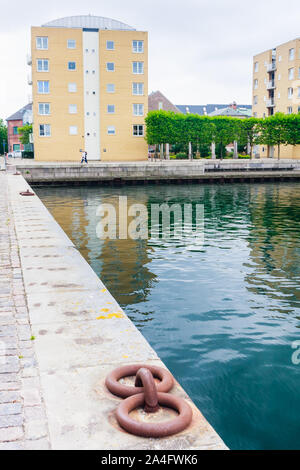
0 172 50 450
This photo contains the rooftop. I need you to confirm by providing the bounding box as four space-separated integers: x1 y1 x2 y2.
6 103 32 122
41 15 136 31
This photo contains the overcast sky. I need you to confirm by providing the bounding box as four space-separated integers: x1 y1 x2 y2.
0 0 299 120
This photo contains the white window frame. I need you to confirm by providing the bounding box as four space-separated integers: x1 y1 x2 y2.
36 37 48 50
298 86 300 98
288 68 294 80
289 48 295 60
133 103 144 116
69 104 77 114
133 124 144 137
106 62 115 72
106 83 115 93
37 80 49 94
253 96 258 105
254 79 258 89
106 40 114 50
67 39 76 49
254 62 258 72
37 59 49 72
132 40 144 53
132 82 144 95
68 82 77 93
288 87 293 99
132 61 144 74
69 126 78 135
38 103 50 115
68 61 76 71
107 104 115 114
107 126 116 135
287 106 292 114
39 124 51 137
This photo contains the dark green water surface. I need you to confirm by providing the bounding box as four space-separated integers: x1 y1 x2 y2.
35 182 300 450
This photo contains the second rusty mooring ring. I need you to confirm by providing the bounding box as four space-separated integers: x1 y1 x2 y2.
105 364 174 398
116 392 193 438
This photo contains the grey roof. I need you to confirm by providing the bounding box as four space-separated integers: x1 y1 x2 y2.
176 104 252 116
208 106 250 117
6 103 32 122
42 15 136 30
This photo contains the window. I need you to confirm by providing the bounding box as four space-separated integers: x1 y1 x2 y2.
106 41 114 50
13 144 20 151
288 68 294 80
278 55 282 62
37 59 49 72
38 103 50 115
68 61 76 70
107 126 116 135
67 39 76 49
37 80 49 93
69 126 77 135
278 74 281 80
132 82 144 95
132 62 144 74
287 106 293 114
253 112 257 117
254 79 258 89
288 87 293 99
133 103 144 116
132 40 144 53
39 124 51 136
254 62 258 72
68 82 77 92
298 67 300 79
36 37 48 50
106 62 115 72
107 83 115 93
253 96 258 105
289 48 295 60
298 86 300 98
158 101 163 110
107 105 115 114
133 124 144 136
69 104 77 114
278 92 281 98
13 126 18 135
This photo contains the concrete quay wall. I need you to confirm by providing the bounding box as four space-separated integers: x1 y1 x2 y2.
6 174 227 450
15 159 300 184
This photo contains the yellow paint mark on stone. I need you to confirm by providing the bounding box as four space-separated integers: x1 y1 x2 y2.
100 308 110 313
100 289 107 293
96 312 124 320
122 355 129 358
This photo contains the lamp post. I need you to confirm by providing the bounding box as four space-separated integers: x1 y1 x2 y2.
2 139 6 170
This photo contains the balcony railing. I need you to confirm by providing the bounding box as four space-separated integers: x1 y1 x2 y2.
27 73 32 85
266 98 275 107
267 62 276 72
26 54 32 65
267 80 276 90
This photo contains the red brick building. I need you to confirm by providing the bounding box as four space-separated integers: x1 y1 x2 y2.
6 103 32 153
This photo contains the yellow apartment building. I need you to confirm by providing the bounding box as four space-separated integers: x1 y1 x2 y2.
252 37 300 158
28 15 148 162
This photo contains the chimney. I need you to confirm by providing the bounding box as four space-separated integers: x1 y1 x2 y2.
230 101 237 110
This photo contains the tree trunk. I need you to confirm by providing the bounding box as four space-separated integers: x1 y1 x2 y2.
278 144 280 160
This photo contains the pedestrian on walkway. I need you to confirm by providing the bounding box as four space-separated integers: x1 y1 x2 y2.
81 150 88 164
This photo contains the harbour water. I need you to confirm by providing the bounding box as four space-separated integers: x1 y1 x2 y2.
36 182 300 450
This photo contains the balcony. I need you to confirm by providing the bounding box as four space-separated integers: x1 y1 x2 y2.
267 80 276 90
27 73 32 85
26 54 32 65
266 98 275 107
267 62 276 72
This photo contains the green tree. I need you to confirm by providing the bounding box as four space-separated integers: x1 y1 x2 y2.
211 117 240 159
258 113 289 159
0 119 8 154
17 124 32 145
239 117 261 158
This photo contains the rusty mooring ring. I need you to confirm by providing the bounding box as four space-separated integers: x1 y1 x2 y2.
19 190 35 196
116 392 193 438
105 364 174 398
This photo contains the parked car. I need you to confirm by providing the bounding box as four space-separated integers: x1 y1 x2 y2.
7 151 22 158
